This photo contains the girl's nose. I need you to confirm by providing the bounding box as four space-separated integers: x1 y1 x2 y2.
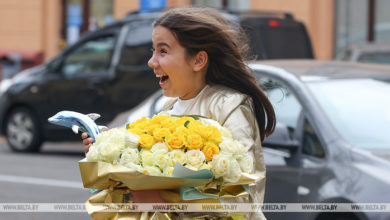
148 54 157 68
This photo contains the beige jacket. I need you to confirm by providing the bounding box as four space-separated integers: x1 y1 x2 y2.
163 84 267 220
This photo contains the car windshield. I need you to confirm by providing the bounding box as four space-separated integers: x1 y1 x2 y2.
307 78 390 149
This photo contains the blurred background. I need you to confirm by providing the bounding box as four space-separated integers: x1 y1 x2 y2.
1 0 390 64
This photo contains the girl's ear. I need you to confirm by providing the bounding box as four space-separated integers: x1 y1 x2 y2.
192 50 208 72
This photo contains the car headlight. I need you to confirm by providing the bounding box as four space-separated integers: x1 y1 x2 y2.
0 79 12 95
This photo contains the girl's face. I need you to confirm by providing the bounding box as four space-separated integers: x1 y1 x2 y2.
148 26 206 100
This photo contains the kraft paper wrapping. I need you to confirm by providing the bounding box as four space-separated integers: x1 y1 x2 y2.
79 160 214 191
79 159 263 220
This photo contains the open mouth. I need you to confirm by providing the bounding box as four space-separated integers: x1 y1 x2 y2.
156 73 169 85
160 75 169 84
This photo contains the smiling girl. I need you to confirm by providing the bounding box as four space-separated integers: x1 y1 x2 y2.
83 7 275 220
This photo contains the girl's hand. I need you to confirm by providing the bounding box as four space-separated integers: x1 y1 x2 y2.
131 190 166 203
81 132 93 153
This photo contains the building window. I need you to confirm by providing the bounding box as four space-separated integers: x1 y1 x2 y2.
334 0 368 55
61 0 113 46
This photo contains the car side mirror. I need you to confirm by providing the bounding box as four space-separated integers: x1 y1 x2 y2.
263 123 299 154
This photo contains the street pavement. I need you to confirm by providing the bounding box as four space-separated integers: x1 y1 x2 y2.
0 136 92 220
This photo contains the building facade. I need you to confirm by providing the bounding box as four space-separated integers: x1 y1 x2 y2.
0 0 388 62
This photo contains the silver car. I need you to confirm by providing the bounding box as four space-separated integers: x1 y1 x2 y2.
112 60 390 220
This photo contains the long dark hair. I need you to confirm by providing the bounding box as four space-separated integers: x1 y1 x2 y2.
154 7 276 142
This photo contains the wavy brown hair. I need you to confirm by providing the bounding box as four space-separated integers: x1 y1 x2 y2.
154 7 276 142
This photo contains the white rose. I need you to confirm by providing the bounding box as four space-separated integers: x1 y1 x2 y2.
153 151 173 170
224 159 242 183
198 118 222 129
99 143 122 163
163 166 174 177
92 128 136 162
219 139 246 155
86 145 100 162
151 142 169 153
186 150 206 168
238 154 254 173
143 166 162 176
199 162 212 170
124 132 139 148
169 149 187 165
122 162 144 173
211 153 231 178
119 148 140 165
184 164 198 171
220 127 233 140
140 149 154 167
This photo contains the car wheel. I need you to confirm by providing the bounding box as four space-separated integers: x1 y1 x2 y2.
5 107 42 152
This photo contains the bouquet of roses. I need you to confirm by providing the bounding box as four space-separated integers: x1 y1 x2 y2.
77 112 262 219
84 112 254 184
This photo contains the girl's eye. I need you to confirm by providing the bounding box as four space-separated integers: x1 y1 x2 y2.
160 49 167 54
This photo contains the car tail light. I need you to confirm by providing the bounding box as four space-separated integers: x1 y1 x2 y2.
268 19 281 27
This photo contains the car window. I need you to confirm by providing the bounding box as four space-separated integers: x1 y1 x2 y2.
61 35 115 76
307 78 390 149
119 20 154 67
259 76 302 137
358 52 390 65
302 119 325 158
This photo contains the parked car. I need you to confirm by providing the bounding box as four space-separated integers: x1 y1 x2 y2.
0 9 313 152
336 43 390 65
116 60 390 220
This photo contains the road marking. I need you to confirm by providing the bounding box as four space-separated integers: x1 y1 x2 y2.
0 174 83 189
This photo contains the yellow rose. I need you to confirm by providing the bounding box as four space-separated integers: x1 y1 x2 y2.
190 123 209 139
146 123 161 135
175 126 190 137
166 131 186 150
161 118 177 132
139 134 155 149
206 126 222 145
150 115 170 124
202 142 220 161
153 127 171 142
186 120 203 129
127 128 145 136
186 133 203 150
176 117 195 128
128 117 148 129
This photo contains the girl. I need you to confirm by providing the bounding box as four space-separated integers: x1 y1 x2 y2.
83 7 275 219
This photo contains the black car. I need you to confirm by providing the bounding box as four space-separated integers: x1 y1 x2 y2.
0 10 313 152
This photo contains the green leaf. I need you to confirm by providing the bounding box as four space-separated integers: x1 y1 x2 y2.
126 124 131 130
190 116 200 120
184 120 190 128
138 146 142 152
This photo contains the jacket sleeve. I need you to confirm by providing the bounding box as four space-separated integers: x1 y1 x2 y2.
219 97 267 220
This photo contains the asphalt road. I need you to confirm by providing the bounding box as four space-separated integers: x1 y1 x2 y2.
0 137 92 220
